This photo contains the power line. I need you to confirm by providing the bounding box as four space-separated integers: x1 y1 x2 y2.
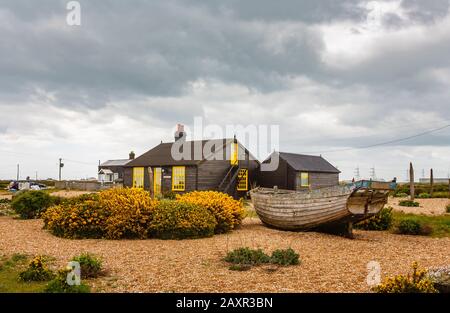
299 123 450 154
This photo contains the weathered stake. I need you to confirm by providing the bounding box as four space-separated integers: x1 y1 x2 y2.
430 168 434 197
409 162 415 201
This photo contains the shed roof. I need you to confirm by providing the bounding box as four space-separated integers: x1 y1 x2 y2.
264 152 340 173
99 159 131 167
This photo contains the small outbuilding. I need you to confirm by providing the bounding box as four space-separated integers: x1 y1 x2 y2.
258 152 340 190
98 152 135 184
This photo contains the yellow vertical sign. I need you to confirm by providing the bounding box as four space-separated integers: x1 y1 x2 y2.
231 142 238 166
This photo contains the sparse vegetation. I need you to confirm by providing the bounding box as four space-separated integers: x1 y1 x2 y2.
11 190 54 219
417 193 431 199
446 204 450 214
393 213 450 237
18 256 54 282
71 253 103 279
44 268 90 293
398 200 420 207
224 247 300 270
394 184 449 198
355 207 393 231
270 248 300 266
0 254 48 293
373 262 437 293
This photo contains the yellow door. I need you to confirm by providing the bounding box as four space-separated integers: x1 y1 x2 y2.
133 167 144 188
153 167 162 196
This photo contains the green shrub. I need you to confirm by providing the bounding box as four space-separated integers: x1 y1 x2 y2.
0 198 11 204
71 253 103 279
18 256 54 282
224 248 271 265
396 219 421 235
399 200 420 207
417 193 431 199
355 207 393 231
149 200 217 239
161 191 177 200
373 262 437 293
270 248 300 266
44 268 90 293
11 190 54 219
394 192 408 198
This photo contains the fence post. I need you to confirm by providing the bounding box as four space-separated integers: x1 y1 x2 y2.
430 168 434 197
409 162 415 201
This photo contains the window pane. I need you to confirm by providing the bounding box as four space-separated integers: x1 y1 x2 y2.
172 166 185 191
237 169 248 191
300 172 309 187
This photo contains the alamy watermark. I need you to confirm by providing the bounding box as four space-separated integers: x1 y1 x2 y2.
66 1 81 26
66 261 81 286
170 117 280 171
366 260 381 287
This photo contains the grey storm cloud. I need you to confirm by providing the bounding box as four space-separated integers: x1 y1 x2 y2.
0 0 449 110
1 0 450 180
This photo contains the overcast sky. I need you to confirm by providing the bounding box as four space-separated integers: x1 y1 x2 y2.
1 0 450 181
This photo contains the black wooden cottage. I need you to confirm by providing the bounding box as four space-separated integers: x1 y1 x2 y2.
258 152 340 190
123 129 259 198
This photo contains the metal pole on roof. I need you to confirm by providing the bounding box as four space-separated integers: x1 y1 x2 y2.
16 164 19 181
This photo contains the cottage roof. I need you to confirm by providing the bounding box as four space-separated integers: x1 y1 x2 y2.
126 139 258 167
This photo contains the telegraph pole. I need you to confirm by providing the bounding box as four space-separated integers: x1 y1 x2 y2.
59 158 64 181
16 164 19 181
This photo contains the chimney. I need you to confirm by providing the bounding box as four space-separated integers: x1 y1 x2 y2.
129 151 135 160
174 124 186 142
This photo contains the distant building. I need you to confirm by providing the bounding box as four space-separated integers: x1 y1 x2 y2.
98 152 135 184
419 178 450 184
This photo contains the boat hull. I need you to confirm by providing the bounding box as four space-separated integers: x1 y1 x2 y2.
250 184 391 231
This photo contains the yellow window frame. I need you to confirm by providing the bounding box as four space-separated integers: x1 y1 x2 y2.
300 172 310 187
153 167 162 196
172 166 186 191
133 167 144 188
231 142 239 166
237 168 248 191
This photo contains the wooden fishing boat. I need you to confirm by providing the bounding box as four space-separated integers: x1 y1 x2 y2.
250 180 396 237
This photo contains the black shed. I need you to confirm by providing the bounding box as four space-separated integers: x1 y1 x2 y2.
258 152 340 190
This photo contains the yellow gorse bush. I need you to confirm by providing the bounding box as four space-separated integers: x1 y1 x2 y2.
373 262 438 293
98 188 158 239
43 189 243 239
176 191 244 233
149 200 217 239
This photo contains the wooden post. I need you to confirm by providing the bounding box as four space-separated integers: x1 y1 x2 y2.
430 168 434 197
409 162 415 201
148 167 154 198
